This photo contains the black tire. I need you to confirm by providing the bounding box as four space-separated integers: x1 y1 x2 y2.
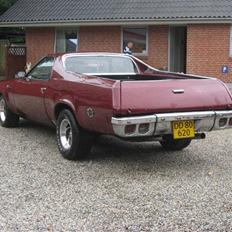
0 95 19 127
160 135 192 151
56 109 93 160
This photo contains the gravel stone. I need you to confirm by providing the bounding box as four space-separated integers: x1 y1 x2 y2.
0 121 232 231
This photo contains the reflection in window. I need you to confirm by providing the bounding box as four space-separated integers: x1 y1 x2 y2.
29 57 54 80
65 56 137 74
122 28 147 55
56 29 78 53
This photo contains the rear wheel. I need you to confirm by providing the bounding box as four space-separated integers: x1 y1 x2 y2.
56 109 93 160
160 135 191 151
0 96 19 127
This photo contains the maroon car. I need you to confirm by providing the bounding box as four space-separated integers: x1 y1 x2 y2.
0 53 232 160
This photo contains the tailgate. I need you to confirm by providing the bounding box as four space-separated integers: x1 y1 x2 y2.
120 79 232 115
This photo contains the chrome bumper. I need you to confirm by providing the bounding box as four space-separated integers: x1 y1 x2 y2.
111 110 232 138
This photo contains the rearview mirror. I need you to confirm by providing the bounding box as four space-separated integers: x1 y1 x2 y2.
15 71 26 79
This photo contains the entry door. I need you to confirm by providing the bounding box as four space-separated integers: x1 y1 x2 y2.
169 26 187 73
12 57 54 124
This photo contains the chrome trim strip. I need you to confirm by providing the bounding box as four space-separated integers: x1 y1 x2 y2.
215 110 232 117
156 111 215 122
111 115 157 125
82 73 137 76
172 89 185 94
111 110 232 138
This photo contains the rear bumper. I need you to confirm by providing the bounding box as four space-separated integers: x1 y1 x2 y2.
111 110 232 138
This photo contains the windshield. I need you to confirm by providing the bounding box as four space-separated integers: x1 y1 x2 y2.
64 55 138 75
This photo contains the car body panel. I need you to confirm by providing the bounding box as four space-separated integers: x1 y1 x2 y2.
0 53 232 137
120 78 232 115
11 78 50 124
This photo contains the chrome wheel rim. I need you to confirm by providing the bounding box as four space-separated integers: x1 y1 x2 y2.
0 98 6 122
59 118 73 150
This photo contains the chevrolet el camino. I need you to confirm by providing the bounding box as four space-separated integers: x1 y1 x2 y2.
0 53 232 160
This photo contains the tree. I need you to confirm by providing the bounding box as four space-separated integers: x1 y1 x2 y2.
0 0 24 43
0 0 17 15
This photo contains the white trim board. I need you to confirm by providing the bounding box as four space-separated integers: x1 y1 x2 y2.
1 18 232 28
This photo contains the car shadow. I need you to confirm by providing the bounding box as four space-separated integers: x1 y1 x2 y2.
91 135 201 160
18 119 56 135
16 119 207 173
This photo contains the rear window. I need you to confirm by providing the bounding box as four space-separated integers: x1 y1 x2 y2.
64 55 138 75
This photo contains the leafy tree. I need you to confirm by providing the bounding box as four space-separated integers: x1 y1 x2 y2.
0 0 24 43
0 0 17 15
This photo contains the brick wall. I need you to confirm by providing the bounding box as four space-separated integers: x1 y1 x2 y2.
25 26 169 71
79 25 169 70
26 26 168 69
143 25 169 70
79 26 121 52
187 24 232 82
26 27 55 65
24 25 232 82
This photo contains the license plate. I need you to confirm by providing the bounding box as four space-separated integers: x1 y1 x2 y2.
172 120 195 139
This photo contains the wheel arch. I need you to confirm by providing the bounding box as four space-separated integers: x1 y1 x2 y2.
54 102 77 122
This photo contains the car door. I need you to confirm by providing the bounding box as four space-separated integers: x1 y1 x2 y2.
12 57 54 124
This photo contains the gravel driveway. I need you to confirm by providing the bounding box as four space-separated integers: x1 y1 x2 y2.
0 121 232 231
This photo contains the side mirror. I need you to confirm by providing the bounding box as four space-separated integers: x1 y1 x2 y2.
15 71 26 79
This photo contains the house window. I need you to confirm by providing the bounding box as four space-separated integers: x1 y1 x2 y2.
122 27 148 55
56 28 78 53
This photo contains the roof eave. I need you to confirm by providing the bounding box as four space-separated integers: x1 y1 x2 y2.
0 18 232 27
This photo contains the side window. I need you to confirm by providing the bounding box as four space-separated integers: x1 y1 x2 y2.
28 57 54 80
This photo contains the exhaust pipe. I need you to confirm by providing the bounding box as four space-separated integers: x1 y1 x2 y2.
194 133 206 140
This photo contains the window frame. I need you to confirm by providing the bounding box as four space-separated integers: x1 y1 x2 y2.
54 27 79 53
26 57 55 81
121 26 149 56
230 25 232 57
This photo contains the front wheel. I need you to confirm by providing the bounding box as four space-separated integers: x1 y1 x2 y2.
160 135 192 151
0 96 19 127
56 109 93 160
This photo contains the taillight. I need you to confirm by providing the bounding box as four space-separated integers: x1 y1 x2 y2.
219 118 228 127
125 124 136 135
229 118 232 126
138 123 150 134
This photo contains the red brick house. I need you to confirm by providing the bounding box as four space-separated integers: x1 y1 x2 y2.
0 0 232 82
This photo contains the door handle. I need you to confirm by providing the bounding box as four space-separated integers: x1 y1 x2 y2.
41 87 47 94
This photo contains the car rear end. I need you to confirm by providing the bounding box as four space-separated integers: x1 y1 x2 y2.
111 78 232 141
